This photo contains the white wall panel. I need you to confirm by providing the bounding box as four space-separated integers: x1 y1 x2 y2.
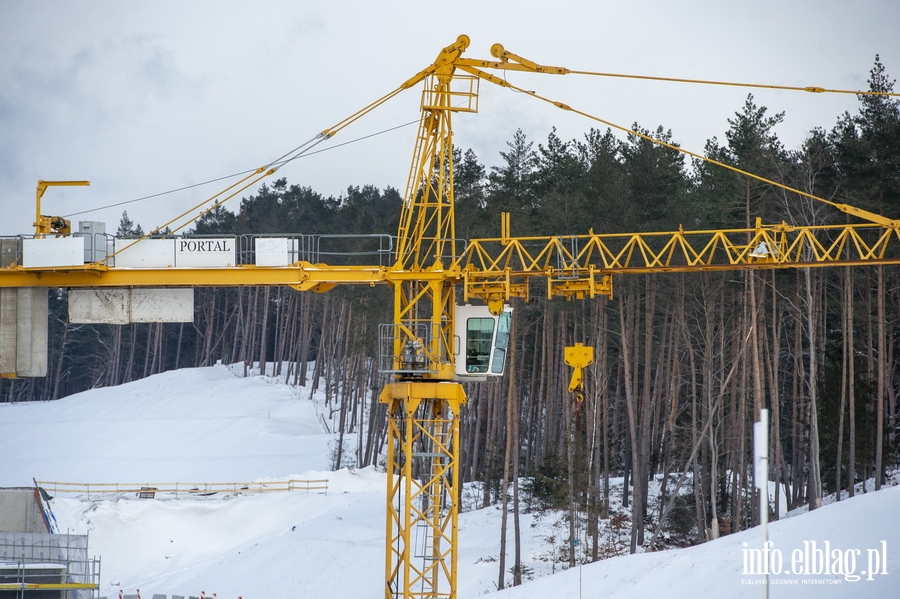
131 287 194 322
113 239 174 268
255 237 289 267
22 238 83 267
68 289 130 324
69 288 193 324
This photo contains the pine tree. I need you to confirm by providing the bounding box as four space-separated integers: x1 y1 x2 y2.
116 211 144 237
486 129 538 235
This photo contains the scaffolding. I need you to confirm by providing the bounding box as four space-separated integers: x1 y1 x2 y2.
0 532 100 599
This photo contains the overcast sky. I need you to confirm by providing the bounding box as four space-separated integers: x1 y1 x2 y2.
1 0 898 237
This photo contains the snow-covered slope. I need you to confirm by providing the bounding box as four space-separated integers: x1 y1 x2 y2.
491 484 899 598
0 366 330 485
50 469 386 598
2 365 897 598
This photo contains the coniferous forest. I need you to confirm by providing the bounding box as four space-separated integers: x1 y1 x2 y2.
3 59 900 559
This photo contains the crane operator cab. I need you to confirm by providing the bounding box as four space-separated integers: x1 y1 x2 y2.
454 304 512 381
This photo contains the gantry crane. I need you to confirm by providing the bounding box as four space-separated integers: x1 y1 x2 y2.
2 35 900 599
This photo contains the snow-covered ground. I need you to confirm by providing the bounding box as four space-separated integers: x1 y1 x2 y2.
0 366 330 485
1 365 897 598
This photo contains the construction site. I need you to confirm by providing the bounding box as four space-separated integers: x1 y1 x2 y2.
1 15 900 599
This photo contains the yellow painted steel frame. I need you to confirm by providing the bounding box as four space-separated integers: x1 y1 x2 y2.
34 180 89 237
392 36 471 380
383 35 472 599
0 584 99 591
458 217 900 303
0 263 388 290
380 382 466 599
564 343 594 402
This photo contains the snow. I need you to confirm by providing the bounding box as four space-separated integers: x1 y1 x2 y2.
0 366 329 484
49 469 386 598
1 364 898 598
492 485 900 598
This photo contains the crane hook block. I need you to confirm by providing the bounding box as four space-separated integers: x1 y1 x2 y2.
565 343 594 370
565 343 594 400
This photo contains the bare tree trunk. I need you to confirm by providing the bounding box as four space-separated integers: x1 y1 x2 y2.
619 293 643 553
272 287 285 376
804 268 823 510
51 320 69 399
522 321 541 476
175 322 184 370
298 293 312 386
765 272 786 519
732 310 746 532
749 270 765 524
124 324 136 383
106 324 121 387
566 405 576 568
309 296 331 396
258 287 271 377
836 268 849 500
875 265 885 490
791 308 804 507
483 383 499 508
497 312 517 590
142 324 153 379
679 280 706 535
703 277 721 540
200 292 215 366
153 323 163 374
512 331 522 584
468 386 486 488
846 271 857 498
231 290 244 368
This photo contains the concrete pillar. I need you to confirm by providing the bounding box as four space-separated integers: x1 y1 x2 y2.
16 287 48 377
0 488 48 532
0 287 48 378
0 288 16 375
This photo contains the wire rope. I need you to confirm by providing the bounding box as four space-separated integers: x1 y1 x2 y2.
63 119 419 219
65 46 897 224
566 69 900 98
458 64 847 214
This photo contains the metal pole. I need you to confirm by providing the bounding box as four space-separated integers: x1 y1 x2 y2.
755 409 769 599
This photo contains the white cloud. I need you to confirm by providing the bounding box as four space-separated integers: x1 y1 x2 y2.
1 0 898 235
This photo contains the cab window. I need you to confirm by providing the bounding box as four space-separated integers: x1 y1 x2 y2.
490 311 511 374
465 317 495 373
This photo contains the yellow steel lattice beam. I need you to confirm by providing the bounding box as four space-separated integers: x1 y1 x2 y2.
456 221 900 301
460 224 900 273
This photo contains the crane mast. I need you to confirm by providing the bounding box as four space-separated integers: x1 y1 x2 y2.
2 34 900 599
379 35 471 599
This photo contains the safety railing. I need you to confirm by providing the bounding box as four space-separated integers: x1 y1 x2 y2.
310 233 395 266
378 323 434 375
237 233 310 266
35 479 328 499
0 532 100 598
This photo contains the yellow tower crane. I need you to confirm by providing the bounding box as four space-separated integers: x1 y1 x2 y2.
3 35 900 599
